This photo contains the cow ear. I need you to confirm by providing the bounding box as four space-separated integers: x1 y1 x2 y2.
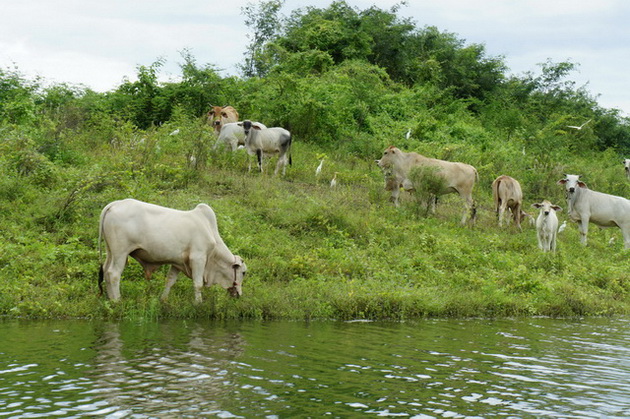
557 179 567 185
552 205 562 212
577 181 587 188
253 125 262 131
532 203 542 209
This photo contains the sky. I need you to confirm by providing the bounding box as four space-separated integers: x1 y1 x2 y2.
2 0 629 115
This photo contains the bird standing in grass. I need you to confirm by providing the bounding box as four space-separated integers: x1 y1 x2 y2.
405 128 412 140
330 172 338 188
316 159 324 177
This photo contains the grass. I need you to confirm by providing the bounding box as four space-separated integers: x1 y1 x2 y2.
0 128 629 321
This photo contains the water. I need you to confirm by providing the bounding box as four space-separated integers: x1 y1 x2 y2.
1 317 629 418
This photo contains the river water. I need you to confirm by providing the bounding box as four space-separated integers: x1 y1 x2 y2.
0 317 628 418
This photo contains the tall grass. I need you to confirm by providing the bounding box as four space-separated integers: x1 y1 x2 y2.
0 120 628 320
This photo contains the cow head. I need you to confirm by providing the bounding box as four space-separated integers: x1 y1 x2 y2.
624 159 630 175
532 200 562 216
557 174 587 194
377 146 401 170
206 255 246 298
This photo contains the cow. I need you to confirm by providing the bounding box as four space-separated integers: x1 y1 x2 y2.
532 200 562 252
624 159 630 180
557 174 630 249
207 105 239 135
492 175 532 230
240 120 292 175
98 199 247 303
214 121 267 151
376 146 478 224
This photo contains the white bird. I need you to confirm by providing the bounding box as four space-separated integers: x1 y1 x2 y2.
567 119 591 130
557 220 567 233
609 236 616 245
169 128 180 136
315 159 324 177
330 172 338 188
405 128 412 140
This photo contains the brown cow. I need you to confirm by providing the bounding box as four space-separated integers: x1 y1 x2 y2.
376 146 478 224
492 175 531 230
207 105 239 134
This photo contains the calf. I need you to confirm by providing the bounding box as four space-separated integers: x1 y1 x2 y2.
532 200 562 252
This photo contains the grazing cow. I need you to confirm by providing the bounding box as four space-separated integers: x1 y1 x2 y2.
532 200 562 252
214 121 267 151
492 175 531 230
376 146 478 224
207 105 239 135
557 174 630 248
624 159 630 180
98 199 246 303
240 120 292 175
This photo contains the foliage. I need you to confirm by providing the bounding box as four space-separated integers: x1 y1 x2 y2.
0 1 629 320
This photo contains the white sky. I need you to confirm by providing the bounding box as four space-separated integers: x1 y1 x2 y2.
1 0 629 115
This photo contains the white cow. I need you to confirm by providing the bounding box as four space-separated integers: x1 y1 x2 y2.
624 158 630 180
214 121 267 151
240 120 292 175
376 146 478 224
492 175 531 230
532 200 562 252
98 199 246 303
557 174 630 248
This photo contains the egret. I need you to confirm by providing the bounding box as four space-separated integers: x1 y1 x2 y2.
405 128 412 140
557 220 567 233
330 172 338 188
315 159 324 177
567 119 591 130
169 128 180 136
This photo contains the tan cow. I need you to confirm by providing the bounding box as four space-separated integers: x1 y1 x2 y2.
376 146 478 224
492 175 531 230
207 105 239 134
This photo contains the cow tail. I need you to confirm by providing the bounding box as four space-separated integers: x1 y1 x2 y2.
492 177 500 215
288 134 293 166
97 203 111 297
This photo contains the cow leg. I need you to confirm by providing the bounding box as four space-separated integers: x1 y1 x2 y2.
190 255 206 304
161 266 180 301
391 188 401 207
577 219 589 245
621 227 630 249
274 154 284 176
461 197 476 225
498 203 506 227
103 255 127 301
256 149 264 172
514 203 522 231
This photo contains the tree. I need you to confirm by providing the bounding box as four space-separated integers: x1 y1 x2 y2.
241 0 284 78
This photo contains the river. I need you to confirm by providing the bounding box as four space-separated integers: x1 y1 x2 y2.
0 317 628 417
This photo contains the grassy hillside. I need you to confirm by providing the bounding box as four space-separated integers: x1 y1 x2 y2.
1 1 629 320
0 116 628 320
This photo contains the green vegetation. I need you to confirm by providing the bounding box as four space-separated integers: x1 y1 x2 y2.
1 1 629 320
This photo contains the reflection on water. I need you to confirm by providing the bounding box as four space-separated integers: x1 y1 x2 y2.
0 317 629 417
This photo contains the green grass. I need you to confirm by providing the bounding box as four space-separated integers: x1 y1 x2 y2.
0 126 629 321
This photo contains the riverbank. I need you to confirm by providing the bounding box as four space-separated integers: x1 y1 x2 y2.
2 141 628 320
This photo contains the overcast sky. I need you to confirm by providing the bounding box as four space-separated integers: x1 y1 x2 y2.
2 0 629 115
